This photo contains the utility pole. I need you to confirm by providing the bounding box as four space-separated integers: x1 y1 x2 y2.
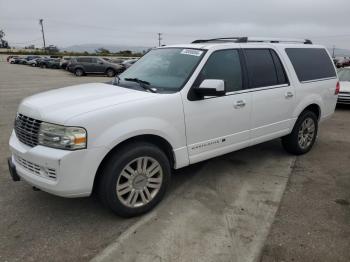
39 19 46 50
332 45 335 58
157 33 162 47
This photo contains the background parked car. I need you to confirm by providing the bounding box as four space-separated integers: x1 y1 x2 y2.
67 57 124 77
110 58 125 64
27 57 43 67
16 57 28 64
8 56 19 64
38 58 56 68
59 57 72 69
48 59 61 69
121 58 138 69
7 55 18 62
336 58 350 68
337 67 350 104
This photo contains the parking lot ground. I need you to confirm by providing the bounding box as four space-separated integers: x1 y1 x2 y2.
0 60 349 262
261 105 350 262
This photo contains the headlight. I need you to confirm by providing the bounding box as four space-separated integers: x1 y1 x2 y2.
38 122 87 150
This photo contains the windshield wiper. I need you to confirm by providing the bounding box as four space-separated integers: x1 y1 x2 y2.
124 78 157 93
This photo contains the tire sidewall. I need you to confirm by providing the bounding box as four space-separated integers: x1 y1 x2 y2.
100 143 171 217
106 68 115 77
292 111 318 154
75 68 83 76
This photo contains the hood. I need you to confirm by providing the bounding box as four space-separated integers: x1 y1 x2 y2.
18 83 156 124
339 81 350 93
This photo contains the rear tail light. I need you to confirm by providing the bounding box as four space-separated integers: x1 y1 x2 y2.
335 81 340 95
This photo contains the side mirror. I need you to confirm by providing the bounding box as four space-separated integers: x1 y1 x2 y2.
195 79 226 97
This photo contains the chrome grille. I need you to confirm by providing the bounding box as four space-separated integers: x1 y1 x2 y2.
14 114 42 147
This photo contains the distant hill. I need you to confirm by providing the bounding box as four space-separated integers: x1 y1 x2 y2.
61 44 151 53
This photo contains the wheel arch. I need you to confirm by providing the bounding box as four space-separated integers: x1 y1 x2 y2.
92 134 175 194
74 66 85 72
105 67 116 73
300 103 321 121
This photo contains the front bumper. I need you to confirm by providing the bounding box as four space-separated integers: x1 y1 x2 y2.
9 131 107 198
338 92 350 104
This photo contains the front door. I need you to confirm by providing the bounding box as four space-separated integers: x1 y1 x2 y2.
182 49 252 164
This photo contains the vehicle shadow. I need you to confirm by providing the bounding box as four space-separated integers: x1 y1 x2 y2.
336 104 350 110
0 138 287 261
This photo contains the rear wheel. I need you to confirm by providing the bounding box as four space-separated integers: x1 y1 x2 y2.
97 142 171 217
282 111 318 155
106 68 116 77
74 68 84 76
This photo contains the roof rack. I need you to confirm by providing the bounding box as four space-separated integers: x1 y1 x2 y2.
192 37 313 45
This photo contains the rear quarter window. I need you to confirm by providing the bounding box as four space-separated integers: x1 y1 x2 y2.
285 48 336 82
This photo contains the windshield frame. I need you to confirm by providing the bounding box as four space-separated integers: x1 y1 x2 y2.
117 47 207 93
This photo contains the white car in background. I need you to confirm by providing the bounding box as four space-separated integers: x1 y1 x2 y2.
337 67 350 104
8 37 338 217
8 57 19 64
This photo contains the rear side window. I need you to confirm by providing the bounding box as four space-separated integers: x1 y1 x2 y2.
285 48 336 82
194 49 243 92
244 49 279 88
77 58 92 63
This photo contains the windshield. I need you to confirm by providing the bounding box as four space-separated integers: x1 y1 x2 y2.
117 48 205 92
338 69 350 81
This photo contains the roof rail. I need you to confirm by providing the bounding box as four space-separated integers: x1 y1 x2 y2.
191 37 313 45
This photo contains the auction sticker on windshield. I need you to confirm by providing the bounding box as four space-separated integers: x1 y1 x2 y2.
180 49 203 56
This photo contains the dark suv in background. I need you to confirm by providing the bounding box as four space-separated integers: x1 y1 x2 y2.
67 57 124 77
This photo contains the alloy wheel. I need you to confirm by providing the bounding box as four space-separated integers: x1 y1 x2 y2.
116 157 163 208
298 117 315 149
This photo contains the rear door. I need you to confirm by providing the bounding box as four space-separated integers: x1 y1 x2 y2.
243 48 295 144
91 58 105 73
78 57 93 72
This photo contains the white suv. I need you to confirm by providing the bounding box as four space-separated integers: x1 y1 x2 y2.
8 37 339 217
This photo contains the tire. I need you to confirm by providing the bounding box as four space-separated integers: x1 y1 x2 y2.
41 64 47 69
97 142 171 217
74 68 84 76
282 110 318 155
106 68 116 77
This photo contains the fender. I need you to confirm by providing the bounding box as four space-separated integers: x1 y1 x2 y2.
93 117 189 169
293 93 323 122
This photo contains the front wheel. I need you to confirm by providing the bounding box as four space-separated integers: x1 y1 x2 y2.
282 111 318 155
97 142 171 217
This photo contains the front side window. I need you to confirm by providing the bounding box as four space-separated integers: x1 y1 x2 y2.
118 48 205 92
194 49 243 92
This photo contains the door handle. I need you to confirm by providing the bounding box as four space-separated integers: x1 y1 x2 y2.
234 100 246 109
285 92 294 98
